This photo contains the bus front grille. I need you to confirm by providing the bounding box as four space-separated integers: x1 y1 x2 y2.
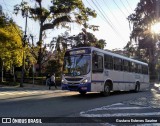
65 78 83 81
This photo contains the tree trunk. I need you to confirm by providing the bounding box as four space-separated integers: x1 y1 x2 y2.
12 66 16 82
37 21 43 76
0 59 4 82
149 47 156 81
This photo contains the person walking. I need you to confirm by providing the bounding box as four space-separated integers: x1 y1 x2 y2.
50 73 57 89
46 73 51 89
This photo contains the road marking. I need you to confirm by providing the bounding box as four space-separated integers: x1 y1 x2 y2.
82 103 151 112
80 103 160 117
80 112 160 117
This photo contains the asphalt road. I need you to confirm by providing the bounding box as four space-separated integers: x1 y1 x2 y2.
0 83 160 126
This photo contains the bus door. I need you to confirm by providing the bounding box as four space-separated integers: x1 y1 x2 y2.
91 51 104 92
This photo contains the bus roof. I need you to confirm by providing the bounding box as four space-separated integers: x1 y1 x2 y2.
67 47 148 66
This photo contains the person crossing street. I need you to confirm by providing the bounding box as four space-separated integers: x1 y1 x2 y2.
50 73 57 89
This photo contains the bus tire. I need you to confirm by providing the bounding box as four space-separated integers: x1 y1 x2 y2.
134 82 140 93
79 91 86 95
101 82 110 96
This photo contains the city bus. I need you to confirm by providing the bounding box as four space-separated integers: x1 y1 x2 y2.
61 47 149 96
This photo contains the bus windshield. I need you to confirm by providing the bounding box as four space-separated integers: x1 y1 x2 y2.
63 55 90 76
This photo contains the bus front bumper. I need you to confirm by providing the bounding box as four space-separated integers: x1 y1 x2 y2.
61 83 91 92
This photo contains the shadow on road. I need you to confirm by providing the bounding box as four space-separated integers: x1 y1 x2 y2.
59 90 147 100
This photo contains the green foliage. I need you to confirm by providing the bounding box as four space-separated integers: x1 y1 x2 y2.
45 59 62 76
124 41 136 57
48 31 106 78
128 0 158 40
70 32 106 49
14 0 97 37
0 16 23 70
14 0 97 75
128 0 160 80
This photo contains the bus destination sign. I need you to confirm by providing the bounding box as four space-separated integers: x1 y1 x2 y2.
69 50 86 55
66 48 91 56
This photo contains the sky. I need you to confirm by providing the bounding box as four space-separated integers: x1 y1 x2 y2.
0 0 140 50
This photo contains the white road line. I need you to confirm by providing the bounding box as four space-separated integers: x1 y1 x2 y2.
91 106 151 110
85 106 151 112
81 103 124 112
81 112 160 117
80 103 160 117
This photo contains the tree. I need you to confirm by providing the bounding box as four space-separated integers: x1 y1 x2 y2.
48 31 106 78
69 32 106 49
14 0 97 75
0 15 23 82
128 0 160 80
50 34 68 75
123 41 136 57
45 59 61 76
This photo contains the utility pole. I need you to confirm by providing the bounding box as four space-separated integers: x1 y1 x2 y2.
30 34 35 86
20 9 28 87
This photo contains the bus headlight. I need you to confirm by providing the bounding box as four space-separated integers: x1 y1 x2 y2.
82 77 90 84
62 79 67 84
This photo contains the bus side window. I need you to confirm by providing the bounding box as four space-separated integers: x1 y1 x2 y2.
92 52 103 73
135 64 142 73
138 64 142 73
114 57 123 71
142 66 148 75
93 52 98 68
130 62 135 72
123 60 129 72
104 55 113 69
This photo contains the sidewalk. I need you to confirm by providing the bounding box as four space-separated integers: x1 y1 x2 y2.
0 84 62 101
0 83 61 91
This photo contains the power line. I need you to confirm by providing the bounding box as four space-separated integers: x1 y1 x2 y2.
86 0 108 23
125 0 134 12
92 0 126 42
112 0 128 17
91 0 117 33
86 0 121 41
102 0 124 27
119 0 130 14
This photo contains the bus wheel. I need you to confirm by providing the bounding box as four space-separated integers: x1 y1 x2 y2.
134 82 140 93
101 82 110 96
79 91 86 95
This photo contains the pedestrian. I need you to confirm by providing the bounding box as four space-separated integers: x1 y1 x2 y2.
50 73 57 89
46 73 51 88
